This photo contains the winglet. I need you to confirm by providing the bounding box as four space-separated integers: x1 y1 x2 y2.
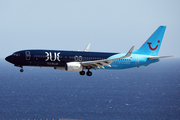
125 46 135 57
84 43 91 52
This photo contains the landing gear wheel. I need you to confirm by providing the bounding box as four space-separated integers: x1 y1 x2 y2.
20 69 24 72
79 71 85 75
86 71 92 76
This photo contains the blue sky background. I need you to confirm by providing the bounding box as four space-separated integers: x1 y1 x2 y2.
0 0 180 58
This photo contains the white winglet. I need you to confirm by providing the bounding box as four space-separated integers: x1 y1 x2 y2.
125 46 134 57
84 43 91 52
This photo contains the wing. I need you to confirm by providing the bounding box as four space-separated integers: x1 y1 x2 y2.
81 46 134 69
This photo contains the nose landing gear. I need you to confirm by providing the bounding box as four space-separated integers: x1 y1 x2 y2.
20 69 24 72
20 66 24 72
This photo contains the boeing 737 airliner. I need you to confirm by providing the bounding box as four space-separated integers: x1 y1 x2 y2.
5 26 173 76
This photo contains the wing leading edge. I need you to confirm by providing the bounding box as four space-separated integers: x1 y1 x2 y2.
81 46 135 69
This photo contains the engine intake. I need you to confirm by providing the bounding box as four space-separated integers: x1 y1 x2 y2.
65 62 83 72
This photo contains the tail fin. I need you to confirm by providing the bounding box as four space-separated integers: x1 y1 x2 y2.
134 26 166 56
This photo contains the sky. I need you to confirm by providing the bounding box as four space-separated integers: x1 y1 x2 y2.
0 0 180 59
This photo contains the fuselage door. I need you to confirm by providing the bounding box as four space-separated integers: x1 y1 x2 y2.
135 57 139 65
25 51 31 60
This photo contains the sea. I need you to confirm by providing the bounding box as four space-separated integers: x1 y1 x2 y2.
0 58 180 120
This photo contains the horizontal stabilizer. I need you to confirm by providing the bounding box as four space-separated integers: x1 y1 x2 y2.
148 56 174 60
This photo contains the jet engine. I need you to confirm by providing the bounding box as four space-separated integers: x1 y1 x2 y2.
65 62 83 72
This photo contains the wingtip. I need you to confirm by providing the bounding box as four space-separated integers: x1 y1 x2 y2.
130 46 135 52
126 46 135 57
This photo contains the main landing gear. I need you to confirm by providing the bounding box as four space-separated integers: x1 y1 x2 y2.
86 71 92 76
79 70 92 76
79 71 85 75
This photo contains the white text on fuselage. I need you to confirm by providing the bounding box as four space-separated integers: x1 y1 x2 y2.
45 52 61 61
47 62 59 65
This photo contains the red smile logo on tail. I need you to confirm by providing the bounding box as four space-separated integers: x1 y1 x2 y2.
147 40 160 51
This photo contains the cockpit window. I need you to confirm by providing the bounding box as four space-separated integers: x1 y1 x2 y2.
13 53 20 56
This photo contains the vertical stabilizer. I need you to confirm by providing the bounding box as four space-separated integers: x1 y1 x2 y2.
133 26 166 56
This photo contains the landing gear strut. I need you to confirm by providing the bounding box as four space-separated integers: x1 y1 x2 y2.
20 66 24 72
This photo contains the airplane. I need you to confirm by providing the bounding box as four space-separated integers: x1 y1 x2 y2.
5 26 173 76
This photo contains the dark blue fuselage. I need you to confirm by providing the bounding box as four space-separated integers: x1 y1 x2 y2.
6 50 117 68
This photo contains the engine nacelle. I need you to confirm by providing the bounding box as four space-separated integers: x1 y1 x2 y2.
65 62 83 72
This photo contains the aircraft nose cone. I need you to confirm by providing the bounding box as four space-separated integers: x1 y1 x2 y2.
5 56 13 63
